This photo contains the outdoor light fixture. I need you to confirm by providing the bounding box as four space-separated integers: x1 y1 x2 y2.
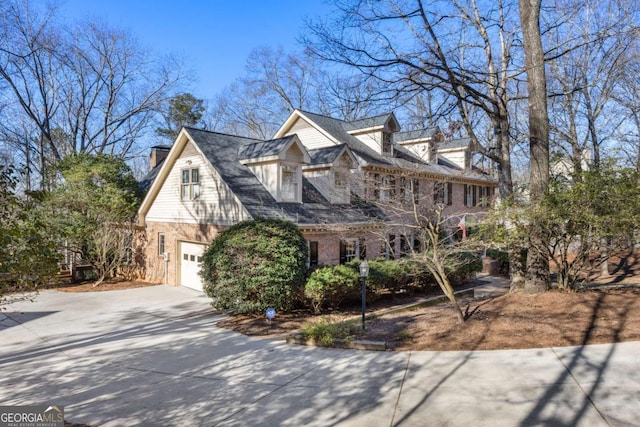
359 259 370 330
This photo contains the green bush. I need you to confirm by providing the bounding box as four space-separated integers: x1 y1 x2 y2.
445 251 482 284
299 319 358 346
304 264 359 313
201 218 308 314
355 258 420 297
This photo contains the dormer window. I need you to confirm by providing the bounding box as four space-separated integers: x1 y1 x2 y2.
181 168 200 200
382 132 393 155
281 164 300 202
335 170 348 191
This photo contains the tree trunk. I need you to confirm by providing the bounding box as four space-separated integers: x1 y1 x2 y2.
600 237 610 277
520 0 550 293
509 247 526 291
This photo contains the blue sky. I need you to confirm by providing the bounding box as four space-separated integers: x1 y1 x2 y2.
60 0 335 100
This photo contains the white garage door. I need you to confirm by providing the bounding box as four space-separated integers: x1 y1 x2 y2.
179 242 207 292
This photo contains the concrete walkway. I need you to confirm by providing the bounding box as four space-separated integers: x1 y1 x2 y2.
1 286 638 426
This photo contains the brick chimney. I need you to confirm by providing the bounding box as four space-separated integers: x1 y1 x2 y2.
149 145 171 170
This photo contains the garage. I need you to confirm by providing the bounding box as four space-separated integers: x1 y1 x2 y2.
179 241 207 292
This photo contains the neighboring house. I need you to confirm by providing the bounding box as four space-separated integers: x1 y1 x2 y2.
137 110 497 291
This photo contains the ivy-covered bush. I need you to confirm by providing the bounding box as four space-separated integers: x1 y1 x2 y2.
201 218 308 314
304 264 359 313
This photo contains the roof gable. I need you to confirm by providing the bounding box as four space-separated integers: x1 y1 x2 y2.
343 113 400 133
306 144 357 168
395 128 439 144
238 135 311 164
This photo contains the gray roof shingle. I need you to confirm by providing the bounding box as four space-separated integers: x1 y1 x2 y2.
297 111 486 179
238 136 297 160
185 128 385 225
395 128 439 143
342 113 394 132
438 137 471 151
308 144 348 165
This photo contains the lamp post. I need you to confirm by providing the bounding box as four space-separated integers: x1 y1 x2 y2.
359 259 370 330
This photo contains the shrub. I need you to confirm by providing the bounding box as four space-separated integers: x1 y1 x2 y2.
299 318 358 346
445 251 482 284
356 258 420 297
201 218 308 314
304 264 359 313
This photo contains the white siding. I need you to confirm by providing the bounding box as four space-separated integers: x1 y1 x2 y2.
284 143 305 163
147 140 250 225
284 118 337 150
247 161 279 200
440 150 467 169
354 132 382 154
399 142 431 161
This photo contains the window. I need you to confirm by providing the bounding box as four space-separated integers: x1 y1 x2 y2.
372 173 381 200
339 239 359 264
158 233 165 256
400 177 412 203
281 164 298 201
435 182 453 205
478 186 494 206
380 176 390 202
334 169 348 192
478 186 486 206
382 132 393 155
413 237 422 253
309 241 319 267
434 182 445 204
383 234 396 260
465 184 480 206
400 235 412 257
181 168 200 200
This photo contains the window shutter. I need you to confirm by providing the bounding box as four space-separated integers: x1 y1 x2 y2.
413 178 420 204
447 182 453 205
339 240 347 264
464 184 468 206
472 185 477 206
359 238 366 260
373 173 380 200
390 176 396 199
309 241 318 266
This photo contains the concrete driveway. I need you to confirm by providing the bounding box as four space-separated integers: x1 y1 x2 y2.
1 285 638 426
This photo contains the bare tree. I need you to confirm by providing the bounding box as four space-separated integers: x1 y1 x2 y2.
304 0 522 200
546 0 635 176
0 0 184 187
209 47 320 139
316 73 390 121
612 43 640 171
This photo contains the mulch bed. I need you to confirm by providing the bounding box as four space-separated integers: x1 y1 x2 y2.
54 279 161 292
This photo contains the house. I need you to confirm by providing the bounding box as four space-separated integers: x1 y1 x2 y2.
137 110 497 291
